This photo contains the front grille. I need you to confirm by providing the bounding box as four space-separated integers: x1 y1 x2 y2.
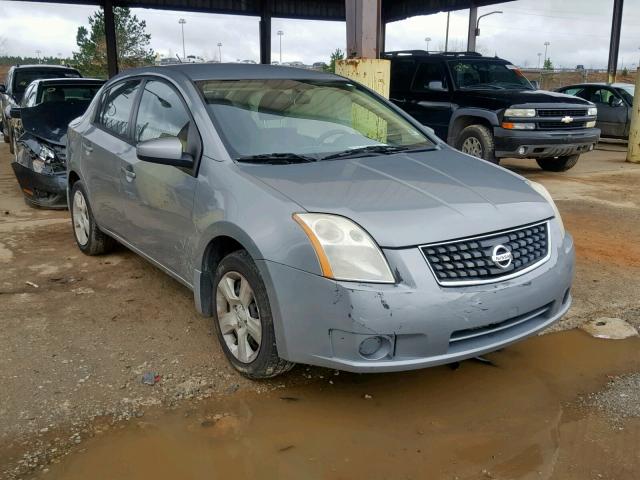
420 221 550 286
537 108 588 117
538 121 587 130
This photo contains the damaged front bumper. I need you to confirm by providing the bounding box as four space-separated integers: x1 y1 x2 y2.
11 161 67 208
258 220 575 372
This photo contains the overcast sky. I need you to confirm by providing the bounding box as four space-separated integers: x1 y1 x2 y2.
0 0 639 69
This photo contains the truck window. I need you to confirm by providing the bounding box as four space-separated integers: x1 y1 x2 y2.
411 62 449 92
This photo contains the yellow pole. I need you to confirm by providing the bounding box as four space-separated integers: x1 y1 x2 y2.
627 68 640 163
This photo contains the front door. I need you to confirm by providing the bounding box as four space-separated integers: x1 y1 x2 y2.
587 87 629 138
119 79 199 282
402 60 453 140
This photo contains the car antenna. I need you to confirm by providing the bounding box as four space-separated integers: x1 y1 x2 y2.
175 54 183 63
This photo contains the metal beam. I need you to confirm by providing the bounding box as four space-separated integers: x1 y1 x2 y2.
467 5 477 52
345 0 382 58
259 0 271 64
102 0 119 77
607 0 624 84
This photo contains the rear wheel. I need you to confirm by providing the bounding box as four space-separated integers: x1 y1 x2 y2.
456 124 497 164
70 181 116 255
536 154 579 172
213 250 294 379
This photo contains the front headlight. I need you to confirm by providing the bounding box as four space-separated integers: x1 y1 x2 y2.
504 108 536 118
293 213 395 283
39 144 56 162
588 107 598 116
528 181 565 238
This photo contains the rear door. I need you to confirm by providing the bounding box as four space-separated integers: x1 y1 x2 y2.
119 78 199 282
403 60 453 139
82 79 141 232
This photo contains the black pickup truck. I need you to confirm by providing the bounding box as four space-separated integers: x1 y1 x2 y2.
385 50 600 171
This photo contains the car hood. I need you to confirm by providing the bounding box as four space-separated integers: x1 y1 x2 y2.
21 100 91 146
457 88 593 108
240 147 555 248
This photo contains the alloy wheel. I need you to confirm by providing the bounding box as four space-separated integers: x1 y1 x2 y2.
72 190 90 246
461 137 484 158
216 271 262 363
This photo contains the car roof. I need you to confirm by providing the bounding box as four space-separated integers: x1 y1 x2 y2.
34 78 104 85
12 64 80 71
113 63 342 83
559 82 633 88
383 50 508 62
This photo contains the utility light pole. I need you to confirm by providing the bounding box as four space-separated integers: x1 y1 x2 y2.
178 18 186 60
277 30 284 63
537 52 542 69
474 11 502 40
424 37 431 51
35 50 41 63
217 42 223 62
543 41 550 64
444 12 450 52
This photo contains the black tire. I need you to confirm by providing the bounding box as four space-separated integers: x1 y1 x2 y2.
213 250 294 379
456 124 497 164
69 181 116 255
536 155 579 172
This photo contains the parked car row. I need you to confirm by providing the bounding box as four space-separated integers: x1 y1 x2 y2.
1 61 576 380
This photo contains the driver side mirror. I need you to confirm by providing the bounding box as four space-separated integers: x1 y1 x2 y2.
530 80 540 90
136 136 193 169
428 80 447 91
0 84 6 94
609 97 624 107
9 106 20 118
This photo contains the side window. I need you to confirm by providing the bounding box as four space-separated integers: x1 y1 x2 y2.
561 87 585 97
390 59 416 93
590 88 619 106
21 84 36 107
134 80 191 150
411 62 448 92
96 80 141 138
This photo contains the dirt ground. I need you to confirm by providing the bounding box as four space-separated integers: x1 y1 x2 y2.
1 143 639 479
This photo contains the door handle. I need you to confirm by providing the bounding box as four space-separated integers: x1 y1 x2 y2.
120 166 136 181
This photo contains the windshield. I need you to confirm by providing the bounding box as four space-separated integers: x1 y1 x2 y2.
196 79 433 160
13 69 81 100
37 84 102 105
448 60 533 90
615 85 634 105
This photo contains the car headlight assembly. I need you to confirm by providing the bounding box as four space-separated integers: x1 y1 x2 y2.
39 144 56 162
293 213 395 283
588 107 598 116
528 181 565 238
504 108 536 118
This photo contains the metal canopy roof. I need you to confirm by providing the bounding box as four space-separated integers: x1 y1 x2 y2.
5 0 513 22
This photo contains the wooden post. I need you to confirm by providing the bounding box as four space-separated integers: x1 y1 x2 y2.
626 68 640 163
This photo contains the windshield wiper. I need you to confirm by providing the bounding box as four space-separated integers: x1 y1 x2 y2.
320 145 410 161
461 83 505 90
236 153 317 165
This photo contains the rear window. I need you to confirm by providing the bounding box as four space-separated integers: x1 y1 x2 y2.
13 69 81 99
37 84 102 105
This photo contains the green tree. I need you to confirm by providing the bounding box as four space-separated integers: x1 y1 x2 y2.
543 58 553 70
73 7 154 78
324 48 345 73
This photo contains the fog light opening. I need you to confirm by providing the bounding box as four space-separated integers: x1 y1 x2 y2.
358 336 392 361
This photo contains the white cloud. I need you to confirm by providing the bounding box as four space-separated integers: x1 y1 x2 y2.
0 0 639 69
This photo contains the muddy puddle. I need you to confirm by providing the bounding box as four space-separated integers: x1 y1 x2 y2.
31 330 640 480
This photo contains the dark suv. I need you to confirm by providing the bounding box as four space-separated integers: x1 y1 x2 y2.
1 64 82 153
385 51 600 171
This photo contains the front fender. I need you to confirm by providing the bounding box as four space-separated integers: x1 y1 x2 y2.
447 108 500 144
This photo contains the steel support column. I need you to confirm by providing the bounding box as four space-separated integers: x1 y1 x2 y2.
467 5 478 52
345 0 382 58
607 0 624 84
259 0 271 65
102 0 118 77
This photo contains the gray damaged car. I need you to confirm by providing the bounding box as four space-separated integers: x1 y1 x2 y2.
66 64 575 378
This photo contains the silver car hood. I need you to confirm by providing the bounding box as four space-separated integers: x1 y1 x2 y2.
242 148 554 248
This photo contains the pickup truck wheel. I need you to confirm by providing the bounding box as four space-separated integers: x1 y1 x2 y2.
213 250 295 379
456 125 497 164
70 181 116 255
536 154 579 172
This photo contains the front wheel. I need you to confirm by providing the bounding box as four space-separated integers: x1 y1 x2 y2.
213 250 294 379
536 154 579 172
456 124 497 164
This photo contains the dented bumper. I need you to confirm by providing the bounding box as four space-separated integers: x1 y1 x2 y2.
259 221 574 372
